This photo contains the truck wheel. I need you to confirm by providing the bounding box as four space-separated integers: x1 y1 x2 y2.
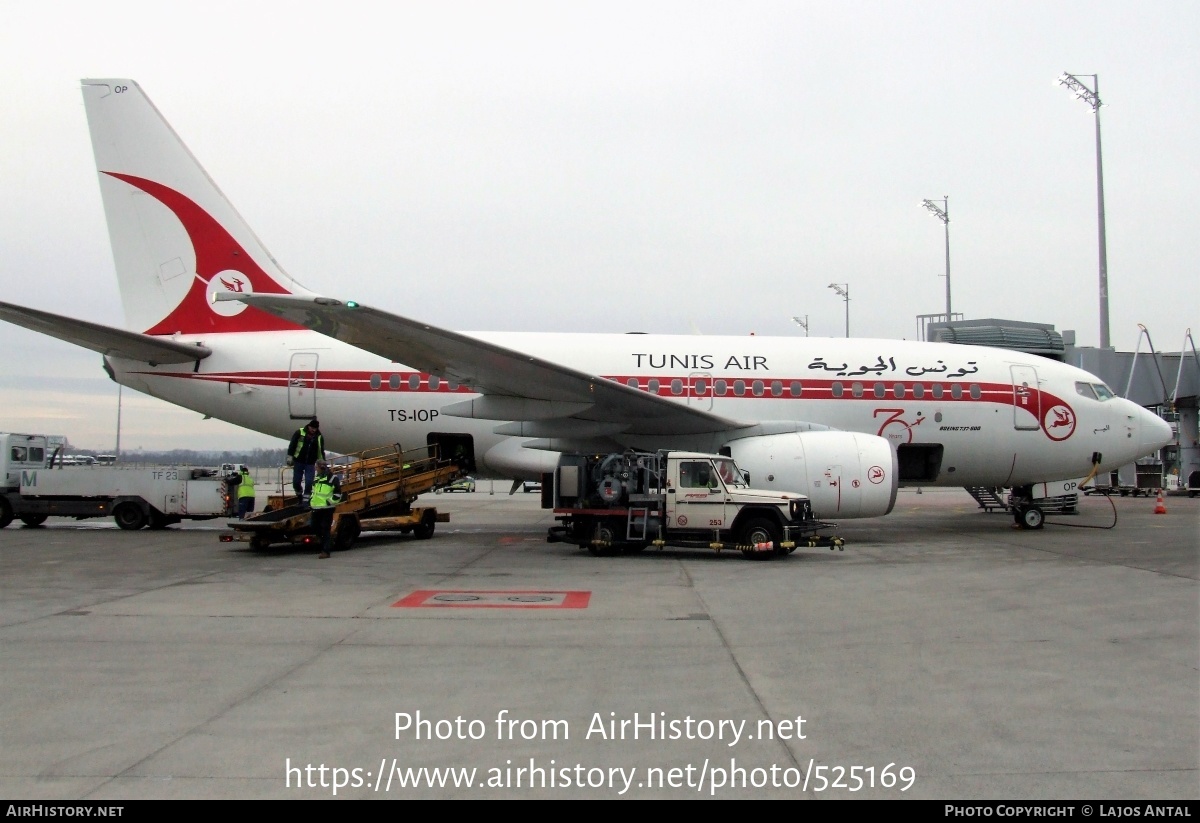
334 516 360 550
587 523 621 556
414 511 436 539
739 517 782 560
113 503 148 530
0 499 13 529
19 514 48 527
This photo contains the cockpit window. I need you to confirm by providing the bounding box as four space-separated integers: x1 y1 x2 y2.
1075 381 1097 399
1092 383 1115 401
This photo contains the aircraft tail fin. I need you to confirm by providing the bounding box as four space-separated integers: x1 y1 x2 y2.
81 79 314 336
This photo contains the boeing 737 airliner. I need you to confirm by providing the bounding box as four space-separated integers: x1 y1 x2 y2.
0 80 1173 529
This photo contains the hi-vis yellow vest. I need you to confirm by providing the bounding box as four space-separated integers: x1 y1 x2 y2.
310 476 338 509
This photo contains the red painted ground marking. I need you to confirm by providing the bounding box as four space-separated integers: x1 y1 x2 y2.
393 590 591 609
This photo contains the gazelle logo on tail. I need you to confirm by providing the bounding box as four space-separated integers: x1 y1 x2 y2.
104 172 304 335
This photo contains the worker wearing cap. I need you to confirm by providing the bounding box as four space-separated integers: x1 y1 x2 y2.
310 459 343 559
287 418 326 499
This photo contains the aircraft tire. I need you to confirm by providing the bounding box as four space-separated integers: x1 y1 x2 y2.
1016 505 1044 530
19 514 48 527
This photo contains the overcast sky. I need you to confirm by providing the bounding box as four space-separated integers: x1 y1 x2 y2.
2 0 1197 451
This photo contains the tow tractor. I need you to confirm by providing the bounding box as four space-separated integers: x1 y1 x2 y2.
545 449 842 559
219 444 464 551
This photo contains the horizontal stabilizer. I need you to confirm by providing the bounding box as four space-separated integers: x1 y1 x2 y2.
0 301 211 365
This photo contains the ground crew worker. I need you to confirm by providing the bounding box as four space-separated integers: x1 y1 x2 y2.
287 418 325 499
309 459 343 559
236 465 256 519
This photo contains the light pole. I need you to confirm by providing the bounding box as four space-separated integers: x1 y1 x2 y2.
1058 72 1110 350
922 196 951 319
827 284 849 337
791 315 809 337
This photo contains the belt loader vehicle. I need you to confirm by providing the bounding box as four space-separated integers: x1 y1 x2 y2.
220 443 464 551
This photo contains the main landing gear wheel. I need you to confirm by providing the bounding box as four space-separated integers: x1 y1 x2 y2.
1015 504 1045 530
739 517 784 560
19 514 48 527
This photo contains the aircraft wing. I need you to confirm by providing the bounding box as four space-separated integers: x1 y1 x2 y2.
0 301 212 365
222 294 748 437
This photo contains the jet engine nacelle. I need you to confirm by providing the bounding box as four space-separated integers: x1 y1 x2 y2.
724 431 899 519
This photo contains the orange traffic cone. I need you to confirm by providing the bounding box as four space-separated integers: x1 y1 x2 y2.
1154 490 1167 515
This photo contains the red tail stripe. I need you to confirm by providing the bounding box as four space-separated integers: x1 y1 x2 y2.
104 173 305 335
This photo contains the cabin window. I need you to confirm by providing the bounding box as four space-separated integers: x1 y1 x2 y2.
913 384 925 399
969 384 981 400
752 380 764 397
733 380 746 396
789 381 802 397
408 374 421 390
893 383 906 399
832 382 843 398
714 379 728 396
370 374 382 390
389 374 401 390
648 378 660 394
679 461 717 489
770 380 783 397
932 384 944 399
671 379 684 396
951 384 963 400
428 375 441 390
627 378 639 389
852 382 864 398
873 382 885 398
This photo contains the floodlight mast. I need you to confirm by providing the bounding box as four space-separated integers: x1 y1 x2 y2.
791 315 809 337
1058 72 1111 349
922 196 951 318
827 283 849 337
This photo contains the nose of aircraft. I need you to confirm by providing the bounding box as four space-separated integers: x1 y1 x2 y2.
1136 404 1174 455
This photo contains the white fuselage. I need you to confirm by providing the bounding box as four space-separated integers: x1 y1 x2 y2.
108 330 1168 488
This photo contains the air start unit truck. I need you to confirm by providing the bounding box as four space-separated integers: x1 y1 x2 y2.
546 450 841 559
